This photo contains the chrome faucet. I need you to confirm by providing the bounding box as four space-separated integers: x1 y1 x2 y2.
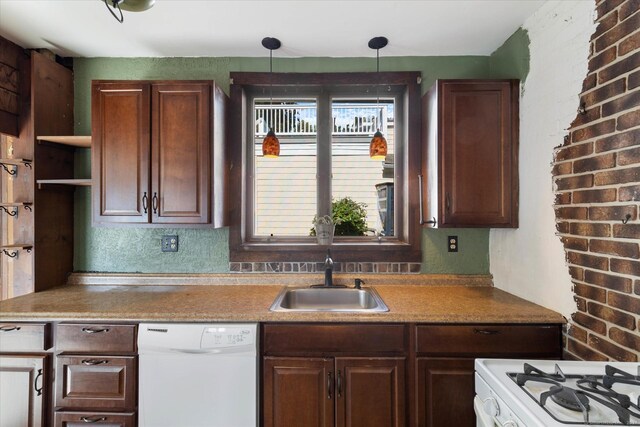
324 249 334 287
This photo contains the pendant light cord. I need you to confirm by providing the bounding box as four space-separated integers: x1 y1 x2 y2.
270 48 274 123
376 48 380 131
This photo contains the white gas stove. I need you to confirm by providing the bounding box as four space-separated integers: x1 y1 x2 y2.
475 359 640 427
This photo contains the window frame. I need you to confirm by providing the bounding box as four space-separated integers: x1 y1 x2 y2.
228 72 422 263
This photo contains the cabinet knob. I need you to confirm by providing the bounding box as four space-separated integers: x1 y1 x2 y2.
142 192 148 214
152 192 158 214
0 325 21 332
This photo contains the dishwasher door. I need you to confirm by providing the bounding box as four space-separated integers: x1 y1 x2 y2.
138 323 258 427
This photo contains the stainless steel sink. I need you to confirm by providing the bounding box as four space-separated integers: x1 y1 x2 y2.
269 286 389 312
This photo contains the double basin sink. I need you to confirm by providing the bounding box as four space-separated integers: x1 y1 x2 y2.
269 286 389 312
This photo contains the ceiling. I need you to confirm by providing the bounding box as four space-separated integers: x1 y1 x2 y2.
0 0 546 58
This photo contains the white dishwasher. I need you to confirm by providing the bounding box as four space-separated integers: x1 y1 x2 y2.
138 323 258 427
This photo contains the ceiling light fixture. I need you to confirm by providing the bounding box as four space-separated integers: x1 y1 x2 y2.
261 37 282 158
368 36 388 161
103 0 155 23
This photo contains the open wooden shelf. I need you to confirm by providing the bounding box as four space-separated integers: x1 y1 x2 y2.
0 158 32 165
36 179 92 188
37 135 91 148
0 202 33 208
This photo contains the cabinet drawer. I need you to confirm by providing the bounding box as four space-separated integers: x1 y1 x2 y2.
263 323 407 354
0 322 51 351
55 411 136 427
415 324 561 357
55 355 136 411
57 324 136 353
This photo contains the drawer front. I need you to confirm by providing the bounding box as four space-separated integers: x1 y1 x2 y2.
57 324 136 353
0 322 51 351
415 324 561 357
55 355 136 411
55 411 136 427
263 323 407 354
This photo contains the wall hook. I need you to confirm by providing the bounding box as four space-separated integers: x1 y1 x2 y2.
0 206 18 217
577 101 587 115
0 163 16 176
622 213 632 224
24 203 33 212
2 249 18 258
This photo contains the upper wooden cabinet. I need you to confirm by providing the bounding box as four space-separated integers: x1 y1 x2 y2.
423 80 519 228
91 80 227 226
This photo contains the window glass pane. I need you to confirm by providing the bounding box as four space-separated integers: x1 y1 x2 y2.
254 99 317 237
331 99 395 237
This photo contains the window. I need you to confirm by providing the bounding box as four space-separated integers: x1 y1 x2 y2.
229 73 422 263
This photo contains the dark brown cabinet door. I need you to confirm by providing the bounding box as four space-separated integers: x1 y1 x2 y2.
426 80 518 227
54 412 135 427
263 357 334 427
416 358 475 427
55 355 136 412
92 82 151 223
0 354 48 427
151 83 211 224
335 357 405 427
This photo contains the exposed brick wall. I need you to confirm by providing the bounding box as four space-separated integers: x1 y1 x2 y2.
555 0 640 362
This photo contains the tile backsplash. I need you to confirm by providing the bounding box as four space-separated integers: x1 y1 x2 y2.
229 262 422 274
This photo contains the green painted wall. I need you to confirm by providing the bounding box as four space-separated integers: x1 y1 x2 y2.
73 43 528 274
489 28 530 83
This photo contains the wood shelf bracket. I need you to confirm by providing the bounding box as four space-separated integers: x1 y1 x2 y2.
0 205 18 217
1 246 32 258
0 159 32 176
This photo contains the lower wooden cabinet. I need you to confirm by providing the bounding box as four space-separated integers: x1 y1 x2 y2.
413 324 562 427
263 356 405 427
336 357 405 427
416 358 475 427
53 322 138 424
264 357 334 427
0 354 49 427
55 355 136 412
54 411 136 427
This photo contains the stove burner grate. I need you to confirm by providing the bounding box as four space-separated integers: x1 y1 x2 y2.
548 385 591 412
508 363 640 426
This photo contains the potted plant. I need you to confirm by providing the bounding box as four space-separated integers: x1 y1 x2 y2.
310 197 369 244
311 215 336 245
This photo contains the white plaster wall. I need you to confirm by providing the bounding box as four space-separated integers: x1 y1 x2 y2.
490 0 596 319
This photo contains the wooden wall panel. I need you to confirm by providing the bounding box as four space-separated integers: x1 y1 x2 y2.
0 36 27 137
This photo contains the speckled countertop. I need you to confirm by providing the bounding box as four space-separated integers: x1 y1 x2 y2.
0 283 565 324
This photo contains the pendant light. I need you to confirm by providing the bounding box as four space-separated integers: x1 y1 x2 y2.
368 36 388 160
261 37 282 158
103 0 155 23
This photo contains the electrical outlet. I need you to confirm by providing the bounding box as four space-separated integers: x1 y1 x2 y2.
448 235 458 253
161 235 179 252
